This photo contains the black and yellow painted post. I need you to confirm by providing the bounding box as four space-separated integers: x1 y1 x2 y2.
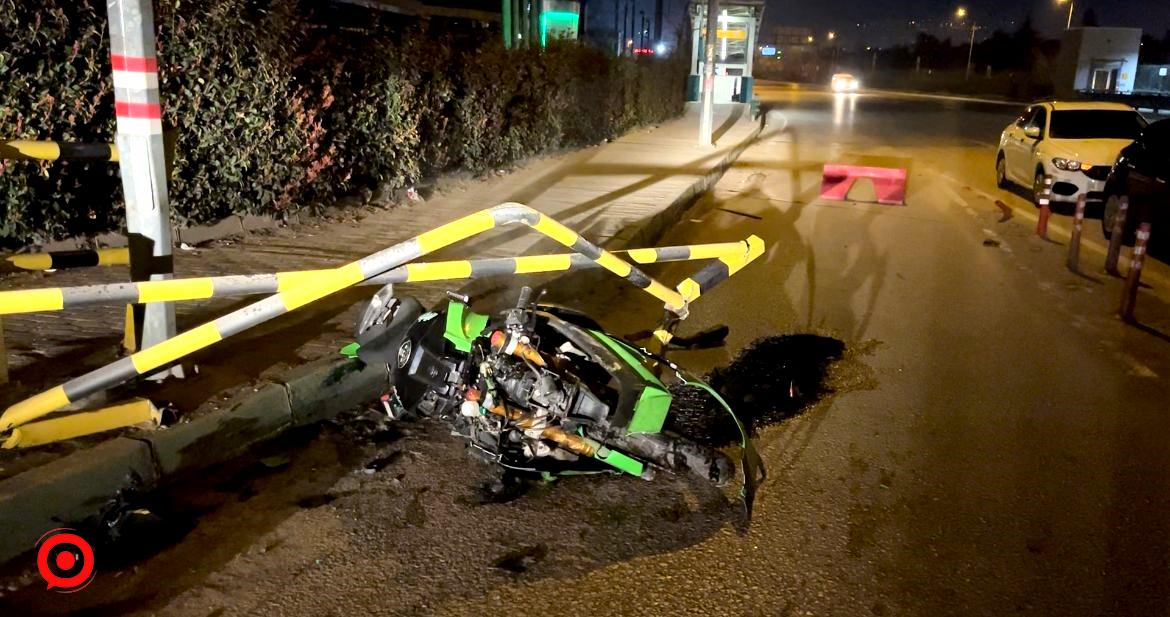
0 140 119 162
2 133 177 354
5 248 130 271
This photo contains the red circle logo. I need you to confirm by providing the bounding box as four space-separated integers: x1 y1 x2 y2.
35 528 95 593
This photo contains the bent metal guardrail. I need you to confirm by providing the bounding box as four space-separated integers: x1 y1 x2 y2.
0 242 752 315
0 203 765 433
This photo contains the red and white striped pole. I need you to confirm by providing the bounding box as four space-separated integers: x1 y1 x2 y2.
1067 193 1086 271
1119 222 1152 323
106 0 177 360
1036 175 1053 239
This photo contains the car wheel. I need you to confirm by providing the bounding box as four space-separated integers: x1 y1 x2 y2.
1102 194 1121 240
1032 171 1046 207
995 154 1009 188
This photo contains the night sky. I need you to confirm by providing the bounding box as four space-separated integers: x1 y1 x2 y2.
590 0 1170 49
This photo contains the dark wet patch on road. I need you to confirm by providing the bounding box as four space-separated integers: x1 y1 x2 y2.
491 544 547 573
667 334 848 446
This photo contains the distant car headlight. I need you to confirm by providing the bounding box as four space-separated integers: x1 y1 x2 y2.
850 79 859 90
1051 157 1082 171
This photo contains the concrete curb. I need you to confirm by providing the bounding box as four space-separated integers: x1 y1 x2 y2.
0 113 764 566
0 356 389 564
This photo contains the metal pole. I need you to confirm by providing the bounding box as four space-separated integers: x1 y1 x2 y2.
530 0 541 48
517 0 526 48
654 0 663 42
698 0 719 146
965 23 975 80
502 0 513 48
625 2 633 54
1066 0 1075 29
1105 196 1129 275
614 0 621 54
1119 222 1151 323
106 0 178 367
1067 194 1086 271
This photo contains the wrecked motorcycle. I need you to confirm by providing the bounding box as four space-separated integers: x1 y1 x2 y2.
346 273 767 514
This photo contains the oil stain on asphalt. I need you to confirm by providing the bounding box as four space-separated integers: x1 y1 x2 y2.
668 334 849 446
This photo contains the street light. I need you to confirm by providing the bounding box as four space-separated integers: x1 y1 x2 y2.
827 31 836 41
955 7 977 80
1057 0 1074 29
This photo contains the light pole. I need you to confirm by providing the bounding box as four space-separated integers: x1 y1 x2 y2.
827 31 837 71
956 7 977 80
1058 0 1075 29
698 0 720 146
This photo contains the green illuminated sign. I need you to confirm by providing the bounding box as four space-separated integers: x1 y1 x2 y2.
540 10 579 46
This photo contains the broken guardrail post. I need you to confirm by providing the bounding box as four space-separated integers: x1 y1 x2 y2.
1036 175 1053 239
1104 195 1129 276
1067 193 1086 272
1119 222 1152 323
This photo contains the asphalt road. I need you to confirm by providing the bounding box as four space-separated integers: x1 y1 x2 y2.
7 85 1170 616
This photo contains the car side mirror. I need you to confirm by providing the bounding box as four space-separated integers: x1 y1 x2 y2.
1024 126 1041 140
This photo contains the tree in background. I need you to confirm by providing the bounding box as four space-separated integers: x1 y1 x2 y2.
1081 8 1099 28
1140 32 1170 64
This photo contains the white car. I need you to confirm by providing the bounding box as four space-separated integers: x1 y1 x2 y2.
831 73 859 92
996 101 1147 204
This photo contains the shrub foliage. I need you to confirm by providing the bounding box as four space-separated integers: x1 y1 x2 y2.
0 0 686 248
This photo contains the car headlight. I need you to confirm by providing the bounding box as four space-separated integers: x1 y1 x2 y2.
1051 157 1082 171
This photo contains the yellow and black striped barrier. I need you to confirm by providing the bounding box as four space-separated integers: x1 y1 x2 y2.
0 242 750 316
5 247 130 271
676 235 766 303
0 140 119 163
651 235 766 348
0 204 766 434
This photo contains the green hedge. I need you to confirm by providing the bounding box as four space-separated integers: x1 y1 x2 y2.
0 0 687 249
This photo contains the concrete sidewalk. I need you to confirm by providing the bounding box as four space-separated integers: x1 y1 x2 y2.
0 104 763 563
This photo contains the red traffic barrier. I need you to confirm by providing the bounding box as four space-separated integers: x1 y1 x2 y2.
820 164 907 205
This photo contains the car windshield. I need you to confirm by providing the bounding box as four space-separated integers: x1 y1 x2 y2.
1048 110 1146 140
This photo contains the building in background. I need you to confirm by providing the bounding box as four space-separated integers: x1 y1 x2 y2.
1134 64 1170 94
770 26 814 48
332 0 501 22
1054 27 1142 96
502 0 582 48
686 0 765 103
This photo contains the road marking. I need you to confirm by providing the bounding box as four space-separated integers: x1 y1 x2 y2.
929 169 1170 290
1119 352 1159 378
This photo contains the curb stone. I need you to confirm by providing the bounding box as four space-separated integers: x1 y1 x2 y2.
0 355 386 564
0 437 156 563
0 112 764 567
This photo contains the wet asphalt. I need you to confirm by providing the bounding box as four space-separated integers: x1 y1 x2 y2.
6 85 1170 616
